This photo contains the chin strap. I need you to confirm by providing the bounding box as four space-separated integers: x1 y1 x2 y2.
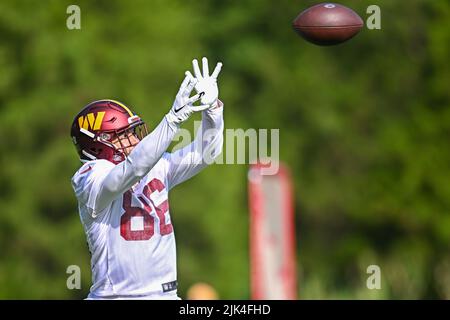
82 150 97 160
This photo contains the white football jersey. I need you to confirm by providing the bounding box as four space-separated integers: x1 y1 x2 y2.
71 106 223 299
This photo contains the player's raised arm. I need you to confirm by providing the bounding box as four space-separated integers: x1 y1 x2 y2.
71 73 211 217
165 58 224 189
96 75 212 211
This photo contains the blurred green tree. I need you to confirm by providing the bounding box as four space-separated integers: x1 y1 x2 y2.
0 0 448 299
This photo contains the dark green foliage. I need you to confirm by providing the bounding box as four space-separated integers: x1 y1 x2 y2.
0 0 448 299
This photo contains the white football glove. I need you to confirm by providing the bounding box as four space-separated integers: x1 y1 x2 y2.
166 73 210 125
186 57 223 107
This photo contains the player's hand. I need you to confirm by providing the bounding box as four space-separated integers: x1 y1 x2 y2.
186 57 223 107
166 73 210 125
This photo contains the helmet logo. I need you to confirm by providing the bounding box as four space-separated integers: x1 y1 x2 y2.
78 112 105 131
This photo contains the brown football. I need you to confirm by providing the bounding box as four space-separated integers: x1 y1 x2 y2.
292 3 364 46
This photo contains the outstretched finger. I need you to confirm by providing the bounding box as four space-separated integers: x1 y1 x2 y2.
187 92 204 104
177 74 191 95
190 104 211 112
202 57 209 78
184 78 198 97
192 59 202 79
211 62 223 79
185 71 194 81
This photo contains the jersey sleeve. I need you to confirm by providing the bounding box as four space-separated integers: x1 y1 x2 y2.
165 100 224 189
71 160 115 218
72 115 179 218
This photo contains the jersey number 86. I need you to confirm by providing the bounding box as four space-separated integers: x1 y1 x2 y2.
120 178 173 241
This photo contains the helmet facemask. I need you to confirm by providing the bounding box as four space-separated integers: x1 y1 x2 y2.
97 120 148 162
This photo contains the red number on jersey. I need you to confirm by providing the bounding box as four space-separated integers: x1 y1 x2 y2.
120 190 155 241
120 178 172 241
143 178 173 235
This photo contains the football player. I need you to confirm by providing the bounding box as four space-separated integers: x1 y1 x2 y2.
70 58 223 299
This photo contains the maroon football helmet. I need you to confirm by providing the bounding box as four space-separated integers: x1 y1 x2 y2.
70 99 148 164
